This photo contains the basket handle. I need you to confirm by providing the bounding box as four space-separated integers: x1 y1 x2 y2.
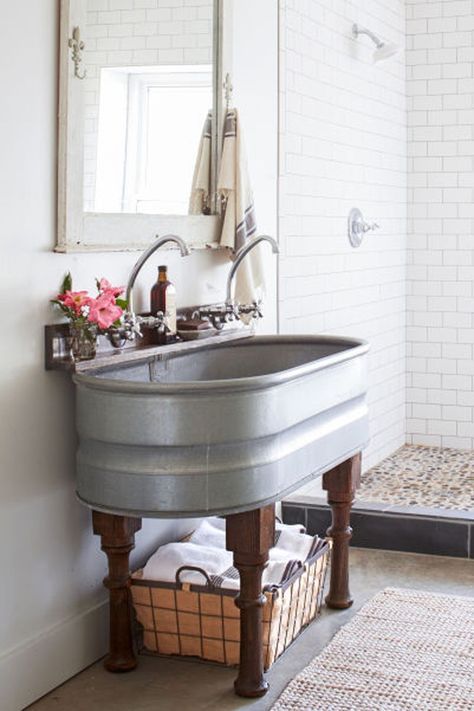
175 565 215 588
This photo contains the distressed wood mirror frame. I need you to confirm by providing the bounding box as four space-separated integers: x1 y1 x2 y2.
56 0 227 253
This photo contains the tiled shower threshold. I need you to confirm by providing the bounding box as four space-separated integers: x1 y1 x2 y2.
282 445 474 559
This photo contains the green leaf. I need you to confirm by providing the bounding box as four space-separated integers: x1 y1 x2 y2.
116 298 128 309
95 278 101 292
51 299 74 318
60 272 72 294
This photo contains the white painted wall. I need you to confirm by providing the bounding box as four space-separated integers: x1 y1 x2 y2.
279 0 408 470
0 2 277 709
407 0 474 449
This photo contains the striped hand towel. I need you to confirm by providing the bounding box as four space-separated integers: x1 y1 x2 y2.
188 111 212 215
218 109 265 309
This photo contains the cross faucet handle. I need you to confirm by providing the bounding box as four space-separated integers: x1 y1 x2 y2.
238 300 264 320
363 221 380 233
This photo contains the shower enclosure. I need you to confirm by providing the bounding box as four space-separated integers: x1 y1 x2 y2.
279 0 474 558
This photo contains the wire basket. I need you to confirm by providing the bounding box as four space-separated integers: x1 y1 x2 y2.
131 536 330 670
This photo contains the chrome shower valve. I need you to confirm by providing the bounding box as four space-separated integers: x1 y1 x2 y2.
348 207 380 248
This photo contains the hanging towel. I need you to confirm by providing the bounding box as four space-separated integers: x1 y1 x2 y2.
218 109 265 308
189 111 212 215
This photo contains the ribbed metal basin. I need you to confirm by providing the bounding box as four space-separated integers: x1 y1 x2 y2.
73 335 369 517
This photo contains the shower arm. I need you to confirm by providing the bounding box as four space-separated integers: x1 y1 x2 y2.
352 24 384 49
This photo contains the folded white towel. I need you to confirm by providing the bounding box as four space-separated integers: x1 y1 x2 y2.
142 541 233 586
263 559 302 589
276 521 306 535
189 519 226 549
272 529 315 562
192 516 305 536
207 517 226 531
189 517 311 560
141 517 316 591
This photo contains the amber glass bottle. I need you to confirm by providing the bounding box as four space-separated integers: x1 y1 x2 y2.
150 266 177 342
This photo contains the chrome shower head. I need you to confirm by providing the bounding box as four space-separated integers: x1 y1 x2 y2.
373 41 399 63
352 23 399 63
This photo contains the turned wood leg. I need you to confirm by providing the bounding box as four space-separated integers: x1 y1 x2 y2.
322 454 361 610
92 511 142 672
226 505 275 698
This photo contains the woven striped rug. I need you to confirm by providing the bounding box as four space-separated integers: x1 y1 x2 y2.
272 587 474 710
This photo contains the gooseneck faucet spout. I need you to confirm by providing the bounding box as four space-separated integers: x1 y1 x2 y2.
126 234 190 316
225 235 279 306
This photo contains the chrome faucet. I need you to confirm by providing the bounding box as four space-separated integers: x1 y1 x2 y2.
195 235 280 329
225 235 279 306
107 234 190 347
126 234 190 315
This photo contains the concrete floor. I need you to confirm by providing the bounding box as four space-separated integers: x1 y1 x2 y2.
29 548 474 711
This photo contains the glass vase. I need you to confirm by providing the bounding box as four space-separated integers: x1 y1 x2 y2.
69 322 98 361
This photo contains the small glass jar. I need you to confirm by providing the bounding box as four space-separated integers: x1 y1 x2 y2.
69 322 98 361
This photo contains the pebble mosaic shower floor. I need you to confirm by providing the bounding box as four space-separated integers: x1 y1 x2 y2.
359 445 474 512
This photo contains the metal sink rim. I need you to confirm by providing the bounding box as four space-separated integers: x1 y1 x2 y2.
73 334 369 394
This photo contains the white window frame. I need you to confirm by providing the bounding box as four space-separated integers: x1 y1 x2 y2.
120 66 212 215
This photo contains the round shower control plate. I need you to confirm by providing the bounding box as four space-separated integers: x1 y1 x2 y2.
348 207 365 248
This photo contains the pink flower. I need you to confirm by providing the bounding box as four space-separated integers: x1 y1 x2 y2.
99 278 125 298
88 292 123 330
57 290 91 315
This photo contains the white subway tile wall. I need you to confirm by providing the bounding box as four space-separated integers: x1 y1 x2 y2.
407 0 474 449
83 0 213 210
279 0 407 469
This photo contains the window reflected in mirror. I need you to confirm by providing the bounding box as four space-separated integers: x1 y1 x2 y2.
82 1 213 216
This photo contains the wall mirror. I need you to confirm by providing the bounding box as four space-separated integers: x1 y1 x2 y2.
57 0 227 252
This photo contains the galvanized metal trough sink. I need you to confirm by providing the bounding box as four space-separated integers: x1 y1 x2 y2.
73 335 369 518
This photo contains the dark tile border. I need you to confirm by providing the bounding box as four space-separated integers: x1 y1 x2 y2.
282 502 474 559
284 494 474 522
281 504 308 529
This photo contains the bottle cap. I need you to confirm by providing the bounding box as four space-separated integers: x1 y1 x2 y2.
158 265 167 271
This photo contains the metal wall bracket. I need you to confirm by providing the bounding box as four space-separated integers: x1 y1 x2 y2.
68 26 86 80
45 323 73 371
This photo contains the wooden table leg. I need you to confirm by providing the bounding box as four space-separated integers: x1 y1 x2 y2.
322 454 361 610
92 511 142 672
226 505 275 698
